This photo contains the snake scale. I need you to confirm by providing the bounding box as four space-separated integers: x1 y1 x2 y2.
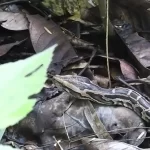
52 75 150 122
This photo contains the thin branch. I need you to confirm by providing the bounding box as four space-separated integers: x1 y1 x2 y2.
106 0 111 87
78 48 97 76
53 136 64 150
63 113 70 141
97 0 115 36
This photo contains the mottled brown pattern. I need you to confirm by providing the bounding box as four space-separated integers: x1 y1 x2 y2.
53 75 150 122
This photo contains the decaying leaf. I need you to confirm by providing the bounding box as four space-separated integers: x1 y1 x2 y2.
0 40 26 57
82 137 145 150
16 92 146 149
84 101 112 139
119 59 138 79
114 21 150 76
125 33 150 69
26 14 77 74
0 12 28 31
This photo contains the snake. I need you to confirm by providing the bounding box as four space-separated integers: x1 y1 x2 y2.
52 75 150 123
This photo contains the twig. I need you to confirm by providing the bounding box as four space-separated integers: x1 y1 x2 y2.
125 78 150 85
63 113 70 141
106 0 111 88
97 0 114 36
78 49 97 76
97 0 113 87
53 136 64 150
28 125 150 150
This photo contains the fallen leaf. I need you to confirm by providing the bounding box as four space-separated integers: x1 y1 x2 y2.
119 59 138 79
125 33 150 68
114 22 150 76
26 14 77 74
0 40 26 57
84 101 112 139
82 137 144 150
0 12 28 31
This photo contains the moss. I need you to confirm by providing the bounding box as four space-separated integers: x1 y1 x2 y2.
42 0 98 16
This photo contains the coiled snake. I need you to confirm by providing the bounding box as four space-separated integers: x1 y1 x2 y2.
52 75 150 122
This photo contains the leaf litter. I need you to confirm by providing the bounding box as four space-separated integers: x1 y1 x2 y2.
1 0 150 150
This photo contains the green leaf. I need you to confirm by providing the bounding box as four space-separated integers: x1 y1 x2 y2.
0 129 5 140
0 145 19 150
0 44 57 129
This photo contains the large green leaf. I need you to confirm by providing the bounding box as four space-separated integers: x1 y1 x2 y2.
0 44 57 129
0 129 5 140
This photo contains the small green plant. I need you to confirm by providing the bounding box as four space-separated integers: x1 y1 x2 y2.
0 44 57 150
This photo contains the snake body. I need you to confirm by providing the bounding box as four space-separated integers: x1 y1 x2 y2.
53 75 150 122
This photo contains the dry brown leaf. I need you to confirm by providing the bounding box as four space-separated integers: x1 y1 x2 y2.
82 137 145 150
0 12 28 31
125 33 150 68
119 59 138 79
26 14 77 74
0 40 26 56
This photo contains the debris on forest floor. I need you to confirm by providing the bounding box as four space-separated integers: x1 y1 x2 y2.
1 0 150 150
